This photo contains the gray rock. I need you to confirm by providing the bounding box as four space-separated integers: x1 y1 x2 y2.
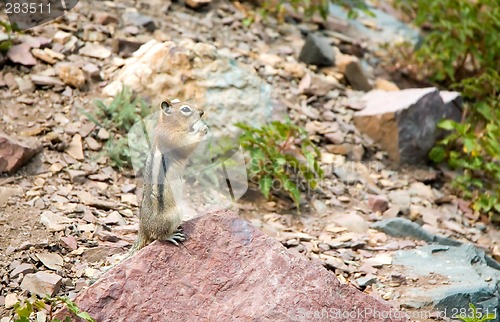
343 59 372 91
437 91 463 140
79 43 111 59
299 33 335 67
112 38 145 57
16 76 35 93
31 75 64 86
3 72 18 90
328 4 419 45
40 211 72 231
356 275 377 287
66 169 86 183
332 212 369 233
0 186 22 207
440 91 462 119
35 253 64 271
372 217 462 247
388 190 411 215
333 167 360 185
123 11 157 32
324 131 344 144
353 88 461 164
10 263 35 279
82 63 101 81
103 40 273 138
394 244 500 321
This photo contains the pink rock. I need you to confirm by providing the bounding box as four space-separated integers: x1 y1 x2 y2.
0 132 42 174
65 211 406 321
7 43 37 66
368 195 390 213
20 271 62 297
93 12 119 25
60 236 78 250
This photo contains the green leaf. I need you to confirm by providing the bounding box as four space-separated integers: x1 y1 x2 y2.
438 119 458 131
242 17 253 27
77 311 97 322
259 175 272 199
429 146 446 163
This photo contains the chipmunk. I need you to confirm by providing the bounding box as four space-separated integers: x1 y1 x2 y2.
132 99 208 252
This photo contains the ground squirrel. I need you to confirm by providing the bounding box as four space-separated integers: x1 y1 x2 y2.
132 99 208 251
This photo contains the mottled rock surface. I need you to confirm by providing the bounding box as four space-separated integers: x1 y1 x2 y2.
20 271 62 297
102 40 273 135
68 211 405 321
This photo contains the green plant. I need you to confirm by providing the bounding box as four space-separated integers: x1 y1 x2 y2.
258 0 372 21
395 0 500 83
0 20 20 54
84 87 151 169
105 136 132 169
457 303 496 322
93 87 150 133
9 295 96 322
393 0 500 223
236 120 324 210
429 70 500 222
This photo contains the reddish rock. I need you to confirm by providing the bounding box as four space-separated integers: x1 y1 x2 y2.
0 132 42 174
20 271 62 297
60 236 78 250
368 195 390 213
185 0 212 9
65 211 406 321
93 12 119 25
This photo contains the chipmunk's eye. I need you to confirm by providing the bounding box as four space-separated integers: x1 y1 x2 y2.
180 105 192 115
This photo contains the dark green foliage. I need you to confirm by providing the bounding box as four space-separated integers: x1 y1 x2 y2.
93 87 150 133
429 71 500 221
457 303 496 322
258 0 372 20
10 295 96 322
396 0 500 83
0 20 20 54
395 0 500 222
86 87 151 169
236 120 324 210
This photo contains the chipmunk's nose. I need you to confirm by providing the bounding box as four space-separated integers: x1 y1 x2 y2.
199 110 205 117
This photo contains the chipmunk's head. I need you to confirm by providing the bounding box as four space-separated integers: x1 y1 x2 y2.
156 99 209 157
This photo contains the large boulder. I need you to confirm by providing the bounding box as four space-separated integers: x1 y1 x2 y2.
353 88 462 164
103 40 273 136
0 132 42 174
67 211 405 321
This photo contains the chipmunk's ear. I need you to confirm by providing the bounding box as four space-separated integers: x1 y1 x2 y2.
161 100 173 115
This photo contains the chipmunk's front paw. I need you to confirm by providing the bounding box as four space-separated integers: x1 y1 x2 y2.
166 228 186 246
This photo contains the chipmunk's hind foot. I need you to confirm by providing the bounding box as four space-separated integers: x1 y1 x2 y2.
166 228 186 246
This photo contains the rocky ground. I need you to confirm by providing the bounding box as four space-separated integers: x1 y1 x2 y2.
0 0 499 321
